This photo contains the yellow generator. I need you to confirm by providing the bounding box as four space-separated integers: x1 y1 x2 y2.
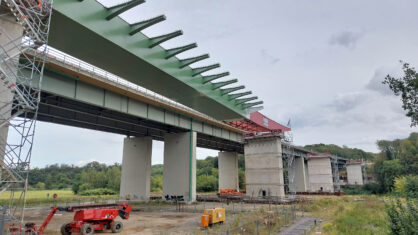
201 208 225 227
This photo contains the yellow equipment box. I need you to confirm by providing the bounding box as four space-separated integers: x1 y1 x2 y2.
201 208 225 227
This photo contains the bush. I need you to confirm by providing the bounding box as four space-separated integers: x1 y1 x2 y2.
78 188 117 196
405 175 418 198
394 176 407 195
386 199 418 234
35 182 46 190
362 183 383 194
197 175 217 192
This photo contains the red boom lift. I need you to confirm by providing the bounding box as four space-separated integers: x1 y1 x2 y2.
11 203 132 235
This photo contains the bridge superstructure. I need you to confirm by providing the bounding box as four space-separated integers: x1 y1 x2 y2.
0 1 359 228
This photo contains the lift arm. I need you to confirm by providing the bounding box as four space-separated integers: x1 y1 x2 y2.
37 207 59 234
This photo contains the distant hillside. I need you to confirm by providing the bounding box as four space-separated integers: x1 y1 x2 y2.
303 143 374 160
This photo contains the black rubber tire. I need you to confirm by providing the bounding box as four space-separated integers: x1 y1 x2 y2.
111 221 123 233
60 223 72 235
81 224 94 235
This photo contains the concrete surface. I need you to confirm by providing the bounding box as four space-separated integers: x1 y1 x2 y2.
244 136 285 197
163 132 197 202
218 151 239 191
120 137 152 201
307 157 334 192
347 163 363 185
278 217 321 235
293 157 307 192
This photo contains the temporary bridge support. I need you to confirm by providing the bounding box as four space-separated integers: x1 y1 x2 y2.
218 151 239 192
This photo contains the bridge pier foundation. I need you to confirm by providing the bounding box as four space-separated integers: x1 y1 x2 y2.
218 151 239 192
0 14 23 162
120 136 152 201
163 132 196 202
244 136 285 198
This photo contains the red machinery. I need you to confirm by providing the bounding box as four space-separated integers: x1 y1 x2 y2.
60 203 132 235
10 203 132 235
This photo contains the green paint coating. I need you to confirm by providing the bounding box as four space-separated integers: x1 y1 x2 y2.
49 0 259 120
189 119 193 202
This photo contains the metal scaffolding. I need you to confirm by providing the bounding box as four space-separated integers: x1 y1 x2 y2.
282 122 296 195
0 0 52 226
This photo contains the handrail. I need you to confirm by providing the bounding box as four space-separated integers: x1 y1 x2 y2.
41 46 245 140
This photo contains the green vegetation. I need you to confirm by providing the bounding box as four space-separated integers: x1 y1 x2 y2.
28 155 246 193
303 143 374 160
386 199 418 235
372 132 418 195
383 62 418 127
307 196 389 235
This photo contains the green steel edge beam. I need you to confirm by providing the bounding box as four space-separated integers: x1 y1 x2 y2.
49 0 260 120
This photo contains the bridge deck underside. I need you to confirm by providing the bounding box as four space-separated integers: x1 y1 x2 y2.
31 92 244 153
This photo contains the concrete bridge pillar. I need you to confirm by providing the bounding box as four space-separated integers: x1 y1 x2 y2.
244 136 285 198
218 151 239 192
120 136 152 201
307 156 334 192
0 14 23 161
293 156 307 192
347 163 363 185
163 132 197 202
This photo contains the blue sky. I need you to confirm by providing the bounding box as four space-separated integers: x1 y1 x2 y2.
29 0 418 167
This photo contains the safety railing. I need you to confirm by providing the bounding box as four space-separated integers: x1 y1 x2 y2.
42 46 244 140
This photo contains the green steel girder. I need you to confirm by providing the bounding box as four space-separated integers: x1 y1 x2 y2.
202 72 230 84
49 0 262 120
220 86 245 95
149 30 183 48
235 96 258 105
228 91 252 100
179 54 209 68
212 79 238 90
165 43 197 59
129 15 166 35
242 101 263 109
191 63 220 76
106 0 145 20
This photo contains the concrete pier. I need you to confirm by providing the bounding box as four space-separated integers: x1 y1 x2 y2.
218 151 239 191
293 157 307 192
307 155 334 192
120 137 152 201
163 132 197 202
346 163 363 185
244 136 285 197
0 13 23 160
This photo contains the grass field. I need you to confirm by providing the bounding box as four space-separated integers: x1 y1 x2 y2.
0 189 117 207
305 195 389 235
0 189 75 200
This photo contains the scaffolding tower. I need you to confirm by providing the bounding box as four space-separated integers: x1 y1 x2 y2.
282 121 296 195
0 0 52 226
331 155 341 192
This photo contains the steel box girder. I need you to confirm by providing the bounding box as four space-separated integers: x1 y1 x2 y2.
49 0 250 120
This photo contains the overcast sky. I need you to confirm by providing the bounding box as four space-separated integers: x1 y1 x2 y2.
30 0 418 167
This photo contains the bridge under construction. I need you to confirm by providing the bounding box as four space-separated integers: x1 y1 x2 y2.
0 0 363 228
